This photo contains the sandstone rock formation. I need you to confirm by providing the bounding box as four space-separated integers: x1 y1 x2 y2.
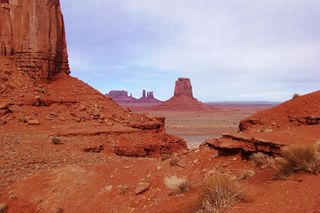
0 0 187 195
174 78 193 97
147 91 154 99
239 90 320 132
156 78 210 111
106 89 162 105
202 91 320 156
106 90 136 103
0 0 69 80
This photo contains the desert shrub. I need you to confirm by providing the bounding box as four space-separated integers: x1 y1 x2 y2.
164 176 191 194
51 136 62 145
275 144 320 179
250 152 274 168
315 140 320 152
292 93 300 99
200 174 248 213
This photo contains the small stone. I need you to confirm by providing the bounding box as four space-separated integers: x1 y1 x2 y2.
169 158 178 166
161 153 171 161
27 119 40 125
176 159 187 168
0 203 7 213
56 208 64 213
264 128 273 133
0 103 8 110
79 105 86 111
232 158 238 161
117 185 129 195
52 137 62 145
135 182 151 195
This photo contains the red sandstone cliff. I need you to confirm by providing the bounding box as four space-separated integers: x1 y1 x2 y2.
0 0 69 80
0 0 186 159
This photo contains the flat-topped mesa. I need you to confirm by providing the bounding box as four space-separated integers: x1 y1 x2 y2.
0 0 70 80
174 78 194 98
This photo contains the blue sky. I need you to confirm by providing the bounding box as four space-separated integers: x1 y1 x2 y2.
61 0 320 102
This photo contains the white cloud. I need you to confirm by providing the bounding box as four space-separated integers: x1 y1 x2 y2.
61 0 320 101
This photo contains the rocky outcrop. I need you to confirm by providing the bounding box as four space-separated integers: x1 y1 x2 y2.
106 89 162 105
0 0 69 80
174 78 193 97
106 90 136 102
156 77 210 111
202 133 285 156
239 91 320 132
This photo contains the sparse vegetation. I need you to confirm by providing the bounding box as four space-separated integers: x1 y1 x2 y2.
164 176 191 194
250 152 274 168
292 93 300 99
200 174 248 213
275 144 320 179
51 136 62 145
315 139 320 152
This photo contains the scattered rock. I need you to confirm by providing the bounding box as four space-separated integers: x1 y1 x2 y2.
264 128 273 133
52 137 62 145
135 182 151 195
117 185 129 195
27 119 40 125
161 153 172 161
0 203 7 213
176 159 187 168
83 145 104 153
0 103 8 110
170 158 178 166
56 208 64 213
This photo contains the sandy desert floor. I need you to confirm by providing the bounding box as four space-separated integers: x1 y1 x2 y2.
134 104 274 149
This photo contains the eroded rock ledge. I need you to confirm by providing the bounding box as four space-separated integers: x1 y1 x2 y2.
203 133 285 156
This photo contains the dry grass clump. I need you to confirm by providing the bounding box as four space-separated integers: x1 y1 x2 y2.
200 174 248 213
164 176 191 194
250 152 274 168
275 144 320 179
292 93 300 99
315 139 320 152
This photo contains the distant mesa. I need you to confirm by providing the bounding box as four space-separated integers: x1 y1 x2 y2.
156 78 211 111
106 89 162 105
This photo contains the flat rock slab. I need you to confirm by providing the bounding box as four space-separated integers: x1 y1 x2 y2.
135 182 151 195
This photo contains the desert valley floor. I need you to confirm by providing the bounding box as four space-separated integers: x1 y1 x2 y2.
133 103 273 149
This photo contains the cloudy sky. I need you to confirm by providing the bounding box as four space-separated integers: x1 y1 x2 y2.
61 0 320 102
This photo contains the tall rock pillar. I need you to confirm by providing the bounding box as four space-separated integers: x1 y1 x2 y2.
0 0 70 80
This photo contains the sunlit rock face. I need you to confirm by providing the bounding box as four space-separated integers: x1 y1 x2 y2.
0 0 69 80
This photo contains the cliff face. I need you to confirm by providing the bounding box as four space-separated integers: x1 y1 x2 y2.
0 0 69 80
174 78 193 98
